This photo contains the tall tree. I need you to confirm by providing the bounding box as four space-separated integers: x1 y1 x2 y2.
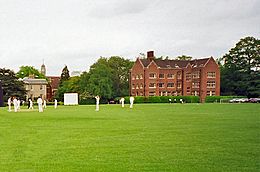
86 58 113 99
108 56 134 97
16 66 46 79
176 55 192 60
221 36 260 97
60 65 70 84
0 68 27 101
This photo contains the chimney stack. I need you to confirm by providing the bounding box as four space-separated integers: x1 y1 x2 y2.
147 51 155 62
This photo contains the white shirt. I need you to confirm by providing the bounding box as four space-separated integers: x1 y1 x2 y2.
37 98 43 105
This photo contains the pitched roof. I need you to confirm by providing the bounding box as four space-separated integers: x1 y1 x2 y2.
139 58 211 69
22 77 48 85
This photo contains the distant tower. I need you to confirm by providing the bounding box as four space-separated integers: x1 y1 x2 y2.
41 59 46 76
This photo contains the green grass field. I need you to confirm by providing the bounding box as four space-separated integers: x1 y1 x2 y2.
0 103 259 172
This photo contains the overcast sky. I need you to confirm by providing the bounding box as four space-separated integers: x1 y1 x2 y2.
0 0 259 76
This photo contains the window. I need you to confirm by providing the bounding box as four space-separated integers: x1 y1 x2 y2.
187 87 191 94
140 84 143 89
149 92 156 96
132 84 135 89
172 91 177 96
149 73 156 79
192 91 200 96
177 82 182 89
158 83 164 88
207 91 215 96
167 83 174 88
207 81 216 88
149 83 156 88
159 74 164 78
140 74 143 79
177 72 182 79
186 73 191 82
192 71 200 79
132 74 135 80
136 75 139 80
167 73 174 79
136 84 139 89
192 82 200 88
207 72 216 78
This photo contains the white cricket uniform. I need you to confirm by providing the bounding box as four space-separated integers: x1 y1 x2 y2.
37 98 43 112
95 96 100 111
54 99 58 109
8 98 12 112
13 98 18 112
43 100 47 109
120 98 125 107
29 99 34 109
17 100 20 110
130 96 134 109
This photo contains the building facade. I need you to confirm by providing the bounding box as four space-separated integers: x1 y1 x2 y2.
46 76 60 100
129 51 220 102
23 77 48 100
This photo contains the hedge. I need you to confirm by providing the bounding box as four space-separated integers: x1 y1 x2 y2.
115 96 200 104
79 97 108 105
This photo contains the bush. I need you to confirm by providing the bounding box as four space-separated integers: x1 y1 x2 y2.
79 97 108 105
115 96 200 104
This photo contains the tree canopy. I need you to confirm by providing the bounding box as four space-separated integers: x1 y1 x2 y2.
221 36 260 97
75 56 133 100
0 68 27 101
56 65 71 101
176 55 192 60
60 65 70 85
16 66 46 79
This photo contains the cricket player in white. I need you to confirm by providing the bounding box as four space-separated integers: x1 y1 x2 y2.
37 97 43 112
43 99 47 109
130 96 134 109
13 97 18 112
17 99 21 110
95 96 100 111
29 99 33 109
7 97 12 112
54 99 58 109
120 97 125 107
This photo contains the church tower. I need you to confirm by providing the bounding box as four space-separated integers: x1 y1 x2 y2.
41 60 46 76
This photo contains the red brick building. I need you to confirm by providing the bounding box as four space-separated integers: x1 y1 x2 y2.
129 51 220 102
46 76 60 101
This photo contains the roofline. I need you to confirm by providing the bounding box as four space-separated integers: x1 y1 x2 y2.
203 57 215 67
137 58 145 68
147 60 158 68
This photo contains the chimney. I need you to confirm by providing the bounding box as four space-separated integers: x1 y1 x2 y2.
147 51 155 62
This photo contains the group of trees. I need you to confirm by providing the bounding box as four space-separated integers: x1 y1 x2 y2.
220 36 260 98
56 56 133 101
0 68 26 101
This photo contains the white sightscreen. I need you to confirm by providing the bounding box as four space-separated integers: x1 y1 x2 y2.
64 93 78 105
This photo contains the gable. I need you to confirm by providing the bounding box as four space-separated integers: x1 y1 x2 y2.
204 57 219 68
131 58 144 71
